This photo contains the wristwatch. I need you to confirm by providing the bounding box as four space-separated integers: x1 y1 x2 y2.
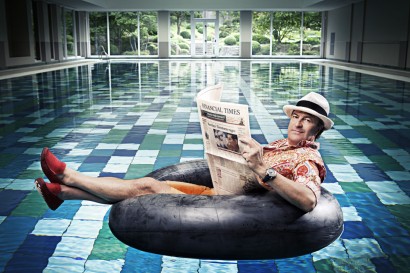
262 168 277 182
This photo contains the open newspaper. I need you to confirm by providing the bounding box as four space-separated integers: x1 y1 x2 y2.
197 84 258 194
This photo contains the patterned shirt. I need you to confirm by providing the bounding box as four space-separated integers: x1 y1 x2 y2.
262 138 326 201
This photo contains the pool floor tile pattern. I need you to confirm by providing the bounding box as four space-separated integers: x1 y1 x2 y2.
0 61 410 272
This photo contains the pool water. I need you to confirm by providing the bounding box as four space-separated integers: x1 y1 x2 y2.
0 60 409 272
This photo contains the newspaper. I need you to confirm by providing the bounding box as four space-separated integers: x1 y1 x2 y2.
197 84 259 194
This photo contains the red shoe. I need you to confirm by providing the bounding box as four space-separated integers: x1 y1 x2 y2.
41 147 66 184
35 178 63 210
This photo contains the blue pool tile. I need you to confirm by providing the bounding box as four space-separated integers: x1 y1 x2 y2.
78 163 106 172
376 236 410 256
83 156 111 163
276 254 315 272
4 235 61 272
252 134 268 145
123 248 162 272
352 163 391 181
113 149 137 157
122 134 146 144
0 216 38 254
154 157 180 169
371 257 397 273
333 194 352 207
355 144 386 156
181 150 204 157
341 221 374 239
161 144 183 150
0 190 30 216
238 260 278 272
99 172 126 179
43 201 82 219
363 217 409 237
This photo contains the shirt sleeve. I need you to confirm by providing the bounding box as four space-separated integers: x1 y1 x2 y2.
292 160 322 202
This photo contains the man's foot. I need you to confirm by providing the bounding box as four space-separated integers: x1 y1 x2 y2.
41 147 66 184
35 178 63 211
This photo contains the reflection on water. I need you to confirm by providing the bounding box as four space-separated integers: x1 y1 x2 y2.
0 60 409 272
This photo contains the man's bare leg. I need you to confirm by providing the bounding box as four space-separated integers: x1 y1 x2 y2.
58 167 184 203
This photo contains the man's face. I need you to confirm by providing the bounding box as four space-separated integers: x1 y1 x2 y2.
287 110 320 145
227 134 239 150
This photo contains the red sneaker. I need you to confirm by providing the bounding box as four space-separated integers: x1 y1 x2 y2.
41 147 66 184
35 178 63 211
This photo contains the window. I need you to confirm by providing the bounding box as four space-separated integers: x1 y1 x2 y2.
89 12 158 56
64 9 76 57
252 11 321 57
219 11 240 57
89 12 108 56
170 12 191 56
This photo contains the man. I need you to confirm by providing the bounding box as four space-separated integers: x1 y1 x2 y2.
35 92 333 212
226 133 239 152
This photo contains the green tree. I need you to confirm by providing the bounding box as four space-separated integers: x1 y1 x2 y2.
253 12 301 44
171 12 190 36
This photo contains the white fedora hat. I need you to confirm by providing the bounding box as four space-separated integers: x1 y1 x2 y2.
283 92 334 130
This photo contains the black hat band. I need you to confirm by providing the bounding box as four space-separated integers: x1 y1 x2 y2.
296 100 327 117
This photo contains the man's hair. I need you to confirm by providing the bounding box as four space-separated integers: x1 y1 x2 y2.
227 133 238 140
315 119 325 140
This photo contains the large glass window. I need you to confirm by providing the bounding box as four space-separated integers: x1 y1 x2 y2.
89 12 157 56
109 12 139 56
170 12 191 56
89 12 108 56
219 11 240 57
252 11 321 57
302 12 322 55
64 9 75 57
139 12 158 55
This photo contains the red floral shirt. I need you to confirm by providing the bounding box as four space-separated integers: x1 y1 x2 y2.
262 138 326 201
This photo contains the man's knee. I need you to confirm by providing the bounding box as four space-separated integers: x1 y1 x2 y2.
130 177 168 195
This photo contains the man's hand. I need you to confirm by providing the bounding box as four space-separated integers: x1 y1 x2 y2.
239 136 268 178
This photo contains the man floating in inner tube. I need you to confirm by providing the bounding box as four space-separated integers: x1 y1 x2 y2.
35 92 333 213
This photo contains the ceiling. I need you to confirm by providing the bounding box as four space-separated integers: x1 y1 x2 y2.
45 0 363 12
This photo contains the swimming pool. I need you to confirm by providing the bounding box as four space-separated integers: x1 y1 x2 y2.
0 60 409 272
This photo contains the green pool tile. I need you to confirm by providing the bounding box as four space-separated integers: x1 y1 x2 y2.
151 122 169 129
354 127 398 149
387 205 410 232
328 139 364 156
32 137 61 148
90 237 128 260
368 155 405 172
96 221 116 239
139 135 165 150
183 138 203 144
339 182 372 193
322 156 348 164
102 135 125 144
158 149 181 157
314 259 334 272
389 255 410 273
124 164 154 179
0 154 18 167
11 191 48 217
17 169 44 179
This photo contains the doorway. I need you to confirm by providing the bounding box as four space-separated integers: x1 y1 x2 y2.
191 11 219 57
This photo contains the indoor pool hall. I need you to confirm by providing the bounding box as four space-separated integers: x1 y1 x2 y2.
0 60 409 272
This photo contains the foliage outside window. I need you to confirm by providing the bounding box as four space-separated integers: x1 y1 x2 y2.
219 11 240 57
89 12 108 56
64 9 75 56
170 11 191 56
252 11 321 56
302 12 321 55
89 11 158 56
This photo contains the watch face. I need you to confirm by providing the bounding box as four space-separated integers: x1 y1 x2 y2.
267 168 276 176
